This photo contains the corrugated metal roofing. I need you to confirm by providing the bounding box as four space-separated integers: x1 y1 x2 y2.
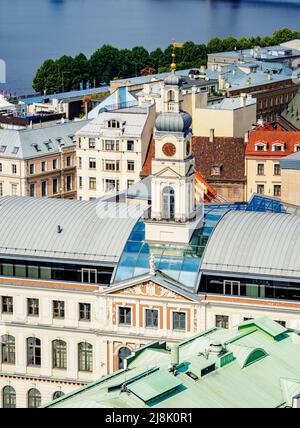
280 150 300 170
201 210 300 279
0 196 143 264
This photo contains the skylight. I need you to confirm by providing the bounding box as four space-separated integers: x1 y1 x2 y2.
0 146 7 153
12 147 19 154
32 144 41 152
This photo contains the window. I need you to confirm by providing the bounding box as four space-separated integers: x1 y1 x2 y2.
127 140 134 151
77 137 81 149
79 303 91 321
119 307 132 325
211 165 221 176
274 185 281 197
105 179 119 192
44 141 53 151
32 144 41 152
215 315 229 329
41 181 47 197
89 177 96 190
78 157 82 169
53 391 64 400
274 164 281 176
53 300 65 318
41 161 46 172
66 175 72 191
79 176 82 189
11 184 17 196
78 342 93 372
2 386 16 408
173 312 186 330
145 309 158 328
162 186 175 220
0 146 7 153
223 280 240 296
52 159 57 170
52 178 58 194
104 140 119 151
257 184 264 195
12 164 17 174
89 138 96 149
27 388 41 408
0 163 2 172
257 163 264 175
0 182 2 197
89 158 96 169
118 347 131 370
104 160 119 171
295 145 300 152
27 337 41 367
52 340 67 369
127 180 134 189
27 298 39 316
2 296 13 314
1 335 15 364
108 119 120 128
127 160 135 172
29 183 35 197
272 144 284 152
255 144 267 151
66 156 71 167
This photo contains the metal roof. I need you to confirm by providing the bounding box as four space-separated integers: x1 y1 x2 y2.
0 120 89 159
0 197 143 264
43 317 300 408
201 210 300 279
280 151 300 170
20 87 109 105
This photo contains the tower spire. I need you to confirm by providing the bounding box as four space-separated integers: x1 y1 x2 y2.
171 41 184 72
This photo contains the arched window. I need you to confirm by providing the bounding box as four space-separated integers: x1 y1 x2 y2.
162 186 175 220
53 391 65 400
118 347 131 370
1 335 15 364
27 337 41 367
168 90 175 102
52 340 67 370
2 386 16 408
78 342 93 372
27 388 41 408
108 119 120 129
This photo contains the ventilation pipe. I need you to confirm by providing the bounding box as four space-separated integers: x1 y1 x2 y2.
169 345 179 372
244 131 249 143
240 93 247 108
209 128 215 143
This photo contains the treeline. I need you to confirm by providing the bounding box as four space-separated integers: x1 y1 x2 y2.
33 28 300 94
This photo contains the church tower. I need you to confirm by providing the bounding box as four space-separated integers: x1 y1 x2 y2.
145 69 199 245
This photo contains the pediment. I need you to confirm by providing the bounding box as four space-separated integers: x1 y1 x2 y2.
154 167 181 179
106 279 192 301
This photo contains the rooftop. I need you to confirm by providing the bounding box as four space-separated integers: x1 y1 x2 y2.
208 43 300 61
201 210 300 280
246 130 300 157
280 150 300 170
0 119 89 159
0 196 143 265
43 317 300 408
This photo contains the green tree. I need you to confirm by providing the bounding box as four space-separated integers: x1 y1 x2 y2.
89 44 121 84
32 59 60 93
222 36 238 51
207 37 224 53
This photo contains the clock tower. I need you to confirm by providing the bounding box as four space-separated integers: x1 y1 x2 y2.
145 70 199 245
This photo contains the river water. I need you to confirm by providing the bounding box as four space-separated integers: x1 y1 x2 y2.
0 0 299 94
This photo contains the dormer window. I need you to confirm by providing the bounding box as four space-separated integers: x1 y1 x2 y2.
211 164 222 176
255 143 267 151
108 119 120 129
272 143 284 152
32 144 41 152
294 144 300 152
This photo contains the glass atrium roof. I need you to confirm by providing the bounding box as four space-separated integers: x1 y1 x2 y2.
114 195 285 290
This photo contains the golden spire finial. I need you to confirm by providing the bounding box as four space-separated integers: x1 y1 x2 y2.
170 41 184 72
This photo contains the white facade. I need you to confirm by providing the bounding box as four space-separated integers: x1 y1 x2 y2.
76 105 156 200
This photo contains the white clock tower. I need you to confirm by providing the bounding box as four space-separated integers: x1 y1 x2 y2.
145 70 199 245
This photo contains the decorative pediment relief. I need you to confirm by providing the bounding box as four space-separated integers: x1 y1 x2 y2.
154 167 181 179
110 280 190 301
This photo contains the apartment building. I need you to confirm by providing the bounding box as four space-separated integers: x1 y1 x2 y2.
245 129 300 201
76 105 155 200
0 120 89 199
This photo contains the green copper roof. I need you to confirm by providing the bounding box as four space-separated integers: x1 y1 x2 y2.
43 318 300 409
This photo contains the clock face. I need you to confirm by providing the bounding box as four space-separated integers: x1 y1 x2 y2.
162 143 176 157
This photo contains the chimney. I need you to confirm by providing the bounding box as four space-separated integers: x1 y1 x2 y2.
240 93 247 108
209 128 215 143
244 131 249 143
170 344 179 370
267 73 273 81
218 74 226 91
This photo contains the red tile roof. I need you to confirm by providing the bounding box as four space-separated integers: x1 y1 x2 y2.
246 130 300 158
140 135 155 178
